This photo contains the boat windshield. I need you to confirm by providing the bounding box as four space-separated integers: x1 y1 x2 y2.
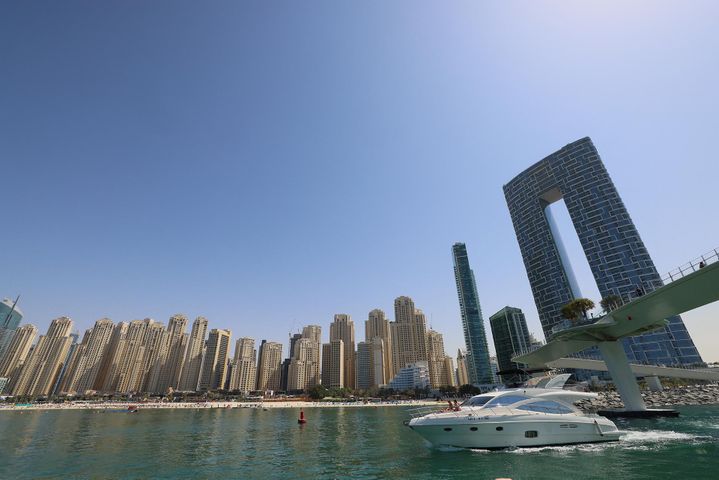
461 395 494 407
516 400 574 414
484 394 530 408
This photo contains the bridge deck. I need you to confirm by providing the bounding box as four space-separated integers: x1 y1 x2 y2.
514 261 719 367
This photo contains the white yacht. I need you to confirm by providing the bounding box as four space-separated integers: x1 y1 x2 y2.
407 377 621 449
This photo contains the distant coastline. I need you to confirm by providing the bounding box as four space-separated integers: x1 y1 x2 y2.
0 399 440 412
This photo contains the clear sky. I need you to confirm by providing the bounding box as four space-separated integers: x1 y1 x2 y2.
2 1 719 361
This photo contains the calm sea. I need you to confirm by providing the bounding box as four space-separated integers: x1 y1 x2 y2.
1 404 717 479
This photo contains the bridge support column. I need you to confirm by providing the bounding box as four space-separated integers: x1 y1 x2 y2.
646 376 663 392
598 341 646 411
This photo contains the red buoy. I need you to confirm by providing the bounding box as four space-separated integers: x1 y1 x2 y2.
298 409 307 424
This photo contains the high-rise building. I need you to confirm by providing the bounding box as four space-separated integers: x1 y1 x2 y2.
96 322 128 392
452 243 494 385
141 320 170 393
456 349 469 386
503 137 702 366
281 333 303 391
0 297 23 361
229 337 257 393
330 314 355 389
301 325 321 388
443 356 457 387
256 340 283 392
66 318 115 394
198 329 232 391
356 337 387 390
287 337 319 392
365 309 393 382
178 316 208 391
110 319 150 393
489 306 531 381
390 296 428 376
426 329 449 388
321 339 344 388
0 324 37 393
155 314 188 393
12 317 73 397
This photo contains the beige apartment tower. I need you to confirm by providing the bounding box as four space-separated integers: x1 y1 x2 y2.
198 329 232 391
390 296 428 376
178 316 208 391
0 324 38 393
66 318 115 394
229 337 257 393
12 317 74 397
427 329 449 388
321 339 344 388
365 309 393 383
256 340 283 392
330 314 355 389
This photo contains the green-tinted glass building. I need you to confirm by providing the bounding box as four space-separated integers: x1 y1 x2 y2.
489 306 531 381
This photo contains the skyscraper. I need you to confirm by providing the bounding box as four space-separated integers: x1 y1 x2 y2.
96 322 128 392
489 306 532 381
198 329 232 391
365 309 393 383
330 314 355 389
155 314 188 393
66 318 115 394
321 339 344 388
0 324 37 393
426 329 449 388
452 243 494 385
12 316 73 396
256 340 283 392
178 316 208 391
503 137 702 366
390 296 428 377
229 337 257 393
456 349 469 386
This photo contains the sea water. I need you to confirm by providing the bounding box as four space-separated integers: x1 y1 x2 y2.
0 404 717 479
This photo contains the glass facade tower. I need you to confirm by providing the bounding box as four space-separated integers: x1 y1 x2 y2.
452 243 494 384
503 137 702 366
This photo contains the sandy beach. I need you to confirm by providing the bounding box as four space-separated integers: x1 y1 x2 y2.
0 399 441 412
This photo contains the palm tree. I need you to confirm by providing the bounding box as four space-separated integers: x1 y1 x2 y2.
600 295 622 313
560 298 596 323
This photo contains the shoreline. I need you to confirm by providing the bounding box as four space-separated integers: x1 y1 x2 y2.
0 399 440 412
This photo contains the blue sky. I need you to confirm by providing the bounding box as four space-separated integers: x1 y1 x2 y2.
2 1 719 360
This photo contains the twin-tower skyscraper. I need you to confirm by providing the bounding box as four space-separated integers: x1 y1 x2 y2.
455 137 701 386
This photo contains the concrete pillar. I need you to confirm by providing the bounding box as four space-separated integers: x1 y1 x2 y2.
598 341 646 411
645 375 663 392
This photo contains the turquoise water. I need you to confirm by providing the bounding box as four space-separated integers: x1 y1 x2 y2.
1 405 718 479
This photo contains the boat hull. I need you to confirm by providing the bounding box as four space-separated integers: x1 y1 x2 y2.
408 417 621 449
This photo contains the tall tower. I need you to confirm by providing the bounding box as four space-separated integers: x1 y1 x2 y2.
229 337 257 393
256 340 283 392
178 316 208 391
503 137 702 366
365 309 393 382
456 349 469 386
489 306 531 381
452 243 494 384
426 329 449 388
321 339 344 388
67 318 115 394
156 314 189 393
390 296 428 376
96 322 129 392
13 317 73 397
0 324 37 393
330 314 355 389
198 329 232 391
